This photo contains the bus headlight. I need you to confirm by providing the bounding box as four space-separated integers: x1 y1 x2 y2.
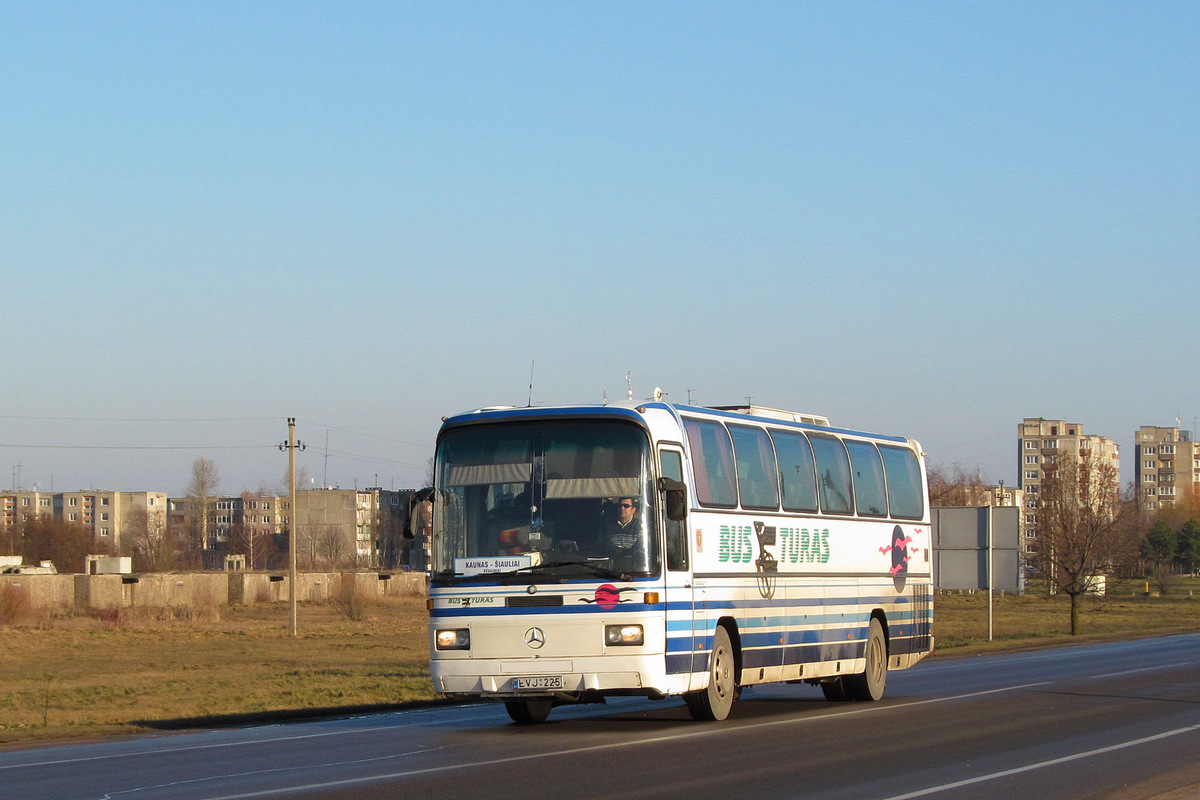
605 624 644 646
435 628 471 651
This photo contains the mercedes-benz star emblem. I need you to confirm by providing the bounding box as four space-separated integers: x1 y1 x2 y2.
524 627 546 649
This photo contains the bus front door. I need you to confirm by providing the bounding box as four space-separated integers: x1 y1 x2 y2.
659 447 699 685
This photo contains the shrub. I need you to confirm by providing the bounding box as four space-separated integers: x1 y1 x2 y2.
335 575 371 622
0 585 34 626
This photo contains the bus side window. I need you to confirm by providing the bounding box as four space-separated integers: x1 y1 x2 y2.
660 449 689 572
845 440 887 517
880 445 925 519
771 431 818 513
683 418 738 508
809 434 854 515
729 424 780 511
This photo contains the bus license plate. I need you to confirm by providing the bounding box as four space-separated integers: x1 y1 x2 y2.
514 676 563 690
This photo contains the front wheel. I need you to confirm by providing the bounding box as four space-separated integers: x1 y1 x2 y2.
505 698 553 724
686 625 737 721
844 617 887 701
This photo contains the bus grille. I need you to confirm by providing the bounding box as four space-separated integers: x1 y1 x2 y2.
913 583 933 651
506 595 564 608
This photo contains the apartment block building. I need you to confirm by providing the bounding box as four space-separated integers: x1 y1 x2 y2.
169 487 417 569
0 489 168 552
283 487 415 569
1017 418 1120 542
1134 425 1200 511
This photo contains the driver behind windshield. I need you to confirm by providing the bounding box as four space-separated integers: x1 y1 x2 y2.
603 497 642 551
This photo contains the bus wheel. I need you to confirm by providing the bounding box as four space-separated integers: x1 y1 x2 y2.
820 678 850 702
845 617 887 701
686 626 736 721
505 698 553 724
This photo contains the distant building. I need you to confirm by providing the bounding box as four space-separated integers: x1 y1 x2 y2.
1017 417 1120 543
0 489 167 552
170 486 417 569
1134 425 1200 512
288 488 415 569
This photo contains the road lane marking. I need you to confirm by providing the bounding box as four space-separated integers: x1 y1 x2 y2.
873 723 1200 800
96 747 443 800
0 682 1047 778
0 712 456 772
1085 660 1194 680
136 683 1054 800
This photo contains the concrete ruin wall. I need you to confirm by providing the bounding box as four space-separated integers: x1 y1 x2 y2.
0 570 427 611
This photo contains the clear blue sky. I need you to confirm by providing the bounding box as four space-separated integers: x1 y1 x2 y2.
2 2 1197 496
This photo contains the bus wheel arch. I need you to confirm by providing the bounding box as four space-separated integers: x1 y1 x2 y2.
685 619 740 721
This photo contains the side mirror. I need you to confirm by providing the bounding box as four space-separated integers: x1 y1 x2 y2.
405 487 434 539
657 477 688 522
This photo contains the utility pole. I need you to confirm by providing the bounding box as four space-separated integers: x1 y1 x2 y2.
280 418 306 637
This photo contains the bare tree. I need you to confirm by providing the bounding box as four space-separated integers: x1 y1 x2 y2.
295 523 349 569
297 524 323 569
185 458 221 559
317 525 350 569
20 516 103 573
423 456 436 489
122 507 178 572
0 517 19 557
1028 447 1140 634
927 463 990 507
224 491 278 570
279 465 312 494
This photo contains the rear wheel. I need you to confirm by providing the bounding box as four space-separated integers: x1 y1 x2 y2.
844 617 887 701
820 677 850 702
505 698 553 724
686 625 737 721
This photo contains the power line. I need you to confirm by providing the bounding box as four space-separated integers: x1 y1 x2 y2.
0 414 279 423
322 448 427 470
0 443 273 451
296 419 429 449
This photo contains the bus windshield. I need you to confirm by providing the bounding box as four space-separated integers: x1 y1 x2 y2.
432 419 659 582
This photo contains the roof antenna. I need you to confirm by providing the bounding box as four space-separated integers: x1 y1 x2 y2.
527 360 535 407
626 371 633 401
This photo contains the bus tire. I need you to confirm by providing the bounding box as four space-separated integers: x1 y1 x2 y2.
820 678 850 702
844 617 887 701
505 698 553 724
686 625 736 721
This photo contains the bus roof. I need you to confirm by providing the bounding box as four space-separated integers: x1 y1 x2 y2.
706 404 830 426
440 402 913 446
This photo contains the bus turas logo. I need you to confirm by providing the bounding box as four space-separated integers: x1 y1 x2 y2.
578 584 638 609
718 524 755 564
779 527 830 564
721 525 830 565
754 522 778 599
881 525 920 591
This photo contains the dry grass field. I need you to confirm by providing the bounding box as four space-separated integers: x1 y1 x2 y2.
0 595 436 746
3 585 1200 746
933 588 1200 652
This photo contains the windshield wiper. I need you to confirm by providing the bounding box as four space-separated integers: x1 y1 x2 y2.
435 560 631 586
516 560 631 581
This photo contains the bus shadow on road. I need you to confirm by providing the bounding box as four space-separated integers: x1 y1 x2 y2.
515 688 837 731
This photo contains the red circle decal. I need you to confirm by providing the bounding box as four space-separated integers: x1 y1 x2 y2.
595 584 620 609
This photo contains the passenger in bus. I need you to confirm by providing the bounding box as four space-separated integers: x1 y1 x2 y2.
602 497 642 550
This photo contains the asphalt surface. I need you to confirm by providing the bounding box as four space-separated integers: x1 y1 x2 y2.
6 633 1200 800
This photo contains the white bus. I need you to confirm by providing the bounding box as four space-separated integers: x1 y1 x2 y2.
425 401 933 723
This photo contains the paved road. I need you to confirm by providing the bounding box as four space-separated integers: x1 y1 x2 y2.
6 633 1200 800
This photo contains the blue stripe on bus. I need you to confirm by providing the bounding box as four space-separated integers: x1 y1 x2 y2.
431 602 663 618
